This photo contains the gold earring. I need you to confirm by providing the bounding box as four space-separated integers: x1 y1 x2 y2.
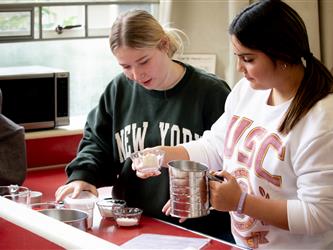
282 63 287 70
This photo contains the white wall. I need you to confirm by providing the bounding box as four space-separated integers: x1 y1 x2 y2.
166 0 332 87
320 0 333 73
166 1 247 86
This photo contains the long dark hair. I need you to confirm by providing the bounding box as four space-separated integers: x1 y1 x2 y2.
229 0 333 134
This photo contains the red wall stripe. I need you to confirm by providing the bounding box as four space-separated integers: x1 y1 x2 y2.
25 134 82 168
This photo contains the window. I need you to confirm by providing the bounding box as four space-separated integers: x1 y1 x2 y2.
0 1 159 119
0 1 159 41
42 5 85 39
0 8 33 41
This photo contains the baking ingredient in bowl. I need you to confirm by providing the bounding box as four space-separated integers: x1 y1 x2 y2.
100 207 114 217
116 217 138 226
142 153 159 168
97 199 126 218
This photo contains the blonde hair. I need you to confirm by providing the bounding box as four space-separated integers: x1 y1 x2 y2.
109 10 186 58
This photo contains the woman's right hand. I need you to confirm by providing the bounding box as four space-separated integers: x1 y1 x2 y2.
55 180 98 202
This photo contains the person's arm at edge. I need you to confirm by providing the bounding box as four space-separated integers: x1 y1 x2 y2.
210 171 289 230
243 193 288 230
159 145 190 166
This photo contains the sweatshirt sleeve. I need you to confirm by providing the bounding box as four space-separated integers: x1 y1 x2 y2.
0 114 27 185
182 115 226 171
287 131 333 235
66 82 119 187
202 78 230 130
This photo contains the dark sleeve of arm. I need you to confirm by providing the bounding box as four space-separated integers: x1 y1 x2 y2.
203 79 231 129
0 114 27 185
66 84 119 187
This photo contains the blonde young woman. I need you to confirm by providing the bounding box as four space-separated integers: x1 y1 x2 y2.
55 10 232 240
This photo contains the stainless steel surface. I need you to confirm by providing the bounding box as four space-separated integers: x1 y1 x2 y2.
168 160 210 218
39 208 88 231
29 202 63 210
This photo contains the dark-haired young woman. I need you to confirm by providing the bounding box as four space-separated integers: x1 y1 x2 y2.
148 0 333 248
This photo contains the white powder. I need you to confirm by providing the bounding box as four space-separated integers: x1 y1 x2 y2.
100 207 114 217
142 153 158 168
116 217 138 226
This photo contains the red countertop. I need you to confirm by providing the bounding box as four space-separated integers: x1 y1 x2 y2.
0 167 243 250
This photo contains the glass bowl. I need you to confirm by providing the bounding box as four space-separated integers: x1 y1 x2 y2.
96 198 126 219
113 207 143 227
0 185 30 205
130 149 165 174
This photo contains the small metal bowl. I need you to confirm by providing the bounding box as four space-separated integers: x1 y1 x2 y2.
113 207 143 227
29 202 62 211
96 198 126 219
39 208 88 231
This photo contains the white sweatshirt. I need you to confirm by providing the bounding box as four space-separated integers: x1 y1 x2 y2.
183 78 333 249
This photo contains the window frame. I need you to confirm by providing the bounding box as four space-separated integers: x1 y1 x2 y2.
0 0 159 43
0 7 34 42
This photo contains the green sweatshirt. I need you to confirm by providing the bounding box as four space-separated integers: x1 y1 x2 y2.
66 61 233 240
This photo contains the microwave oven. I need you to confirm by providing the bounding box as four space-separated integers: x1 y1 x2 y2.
0 65 69 131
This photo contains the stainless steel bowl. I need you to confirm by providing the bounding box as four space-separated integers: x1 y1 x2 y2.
39 208 88 231
29 202 62 210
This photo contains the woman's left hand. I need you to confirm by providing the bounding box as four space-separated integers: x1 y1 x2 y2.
135 167 161 179
209 170 243 212
162 199 187 223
